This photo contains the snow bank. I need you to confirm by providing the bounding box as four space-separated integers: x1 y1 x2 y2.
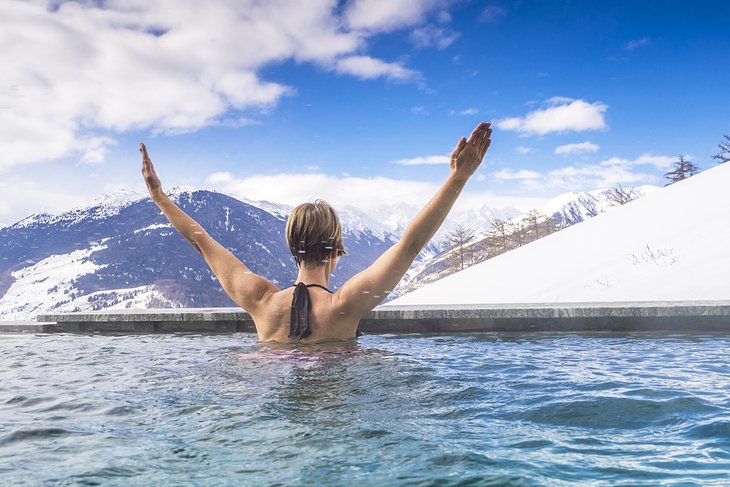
389 163 730 305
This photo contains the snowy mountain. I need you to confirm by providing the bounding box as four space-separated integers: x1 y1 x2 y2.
388 166 727 306
0 188 399 320
391 185 658 297
0 186 518 320
1 180 663 320
542 185 657 227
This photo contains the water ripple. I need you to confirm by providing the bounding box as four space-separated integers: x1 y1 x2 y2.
0 332 729 485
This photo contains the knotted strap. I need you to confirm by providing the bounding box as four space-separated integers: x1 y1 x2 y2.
289 282 313 339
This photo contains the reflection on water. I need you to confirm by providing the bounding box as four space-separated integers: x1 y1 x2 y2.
0 332 729 485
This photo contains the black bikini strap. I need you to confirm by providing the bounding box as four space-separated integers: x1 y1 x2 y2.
289 282 312 340
290 283 356 340
292 283 333 294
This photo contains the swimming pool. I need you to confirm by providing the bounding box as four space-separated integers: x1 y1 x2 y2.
1 332 728 485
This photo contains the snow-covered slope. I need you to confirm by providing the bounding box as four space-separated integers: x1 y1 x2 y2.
0 243 178 321
392 185 658 297
388 165 729 305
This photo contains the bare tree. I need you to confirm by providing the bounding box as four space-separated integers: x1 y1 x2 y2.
507 219 527 248
540 214 562 235
712 134 730 164
444 225 476 271
488 218 510 255
522 209 545 242
605 184 639 206
664 155 700 186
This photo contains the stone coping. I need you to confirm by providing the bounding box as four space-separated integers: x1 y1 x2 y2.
0 300 723 334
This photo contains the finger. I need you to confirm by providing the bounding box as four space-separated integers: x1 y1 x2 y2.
480 137 492 159
479 127 492 154
140 143 151 163
467 122 488 144
451 136 467 159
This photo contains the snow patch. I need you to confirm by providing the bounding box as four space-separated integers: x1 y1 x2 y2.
0 245 107 320
134 223 173 234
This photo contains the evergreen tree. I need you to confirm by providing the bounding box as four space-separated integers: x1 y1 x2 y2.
664 155 699 186
712 134 730 164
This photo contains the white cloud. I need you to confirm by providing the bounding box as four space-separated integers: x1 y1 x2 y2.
555 141 600 155
531 165 653 190
457 107 479 116
393 155 450 165
345 0 441 32
546 96 575 106
206 172 235 184
492 151 674 192
410 24 460 49
480 5 507 23
306 165 321 171
0 0 437 169
493 169 541 180
79 136 118 164
626 37 651 51
0 179 88 227
335 56 420 81
515 146 533 154
208 172 440 211
436 11 452 23
497 99 608 135
411 106 429 115
600 153 675 169
520 157 672 192
205 171 546 215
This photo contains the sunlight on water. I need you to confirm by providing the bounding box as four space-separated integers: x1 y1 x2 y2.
0 332 728 485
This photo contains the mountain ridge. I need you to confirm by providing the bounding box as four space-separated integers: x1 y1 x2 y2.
0 184 656 320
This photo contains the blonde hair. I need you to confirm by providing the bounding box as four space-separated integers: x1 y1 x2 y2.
285 200 347 268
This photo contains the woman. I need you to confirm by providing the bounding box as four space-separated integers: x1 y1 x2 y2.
141 122 492 342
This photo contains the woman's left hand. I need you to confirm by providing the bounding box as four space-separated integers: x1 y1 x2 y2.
140 143 163 196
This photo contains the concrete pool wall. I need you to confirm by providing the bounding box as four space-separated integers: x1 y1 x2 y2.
1 301 729 333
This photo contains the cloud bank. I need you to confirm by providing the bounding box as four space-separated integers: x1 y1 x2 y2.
204 171 545 216
0 0 445 169
393 155 450 165
495 152 674 191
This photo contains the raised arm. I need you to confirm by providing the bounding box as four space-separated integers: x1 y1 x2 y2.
140 143 278 313
334 122 492 317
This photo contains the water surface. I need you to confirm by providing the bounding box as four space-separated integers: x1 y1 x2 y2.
1 332 729 485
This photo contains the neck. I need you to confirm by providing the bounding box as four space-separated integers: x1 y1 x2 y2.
295 264 331 288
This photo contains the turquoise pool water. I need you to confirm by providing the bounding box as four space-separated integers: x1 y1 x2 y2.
1 332 729 485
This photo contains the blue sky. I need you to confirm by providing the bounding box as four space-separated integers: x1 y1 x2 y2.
1 0 729 225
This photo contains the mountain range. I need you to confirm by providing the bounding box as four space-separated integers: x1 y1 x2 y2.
0 185 653 320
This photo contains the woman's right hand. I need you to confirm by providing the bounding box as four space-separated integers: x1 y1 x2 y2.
449 122 492 182
140 143 163 197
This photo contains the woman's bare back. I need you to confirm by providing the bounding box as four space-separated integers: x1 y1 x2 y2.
253 286 359 343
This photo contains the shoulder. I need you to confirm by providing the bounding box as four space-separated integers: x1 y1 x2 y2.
242 286 289 317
